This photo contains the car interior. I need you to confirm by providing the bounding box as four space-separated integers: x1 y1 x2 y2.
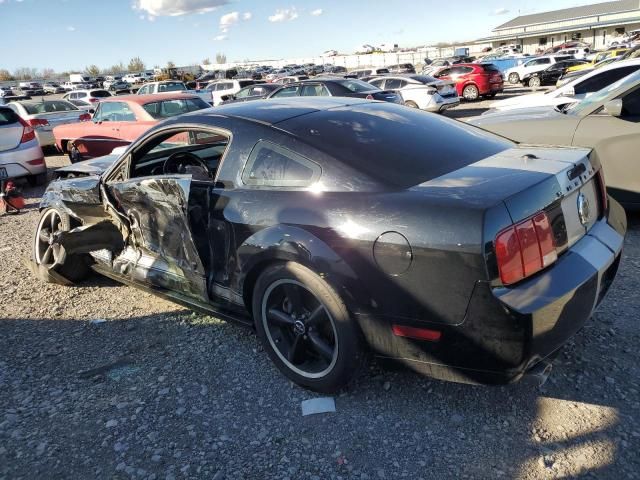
127 129 230 181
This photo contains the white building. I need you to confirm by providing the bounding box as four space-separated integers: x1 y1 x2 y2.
477 0 640 54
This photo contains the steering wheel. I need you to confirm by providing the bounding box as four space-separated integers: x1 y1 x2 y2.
162 151 210 178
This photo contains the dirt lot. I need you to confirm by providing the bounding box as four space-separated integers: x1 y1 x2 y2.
1 89 640 480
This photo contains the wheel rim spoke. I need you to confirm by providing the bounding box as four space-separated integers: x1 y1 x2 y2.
308 331 334 362
39 229 50 244
306 305 326 328
42 246 53 265
283 283 304 314
50 212 56 231
287 335 303 363
267 308 295 327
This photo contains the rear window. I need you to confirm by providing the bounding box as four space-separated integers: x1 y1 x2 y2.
22 101 78 114
410 75 438 84
277 103 514 189
335 79 377 92
481 64 499 72
91 90 111 98
157 82 186 92
239 80 256 88
0 108 19 126
142 98 210 119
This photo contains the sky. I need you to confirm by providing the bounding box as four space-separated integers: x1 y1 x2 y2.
1 0 590 72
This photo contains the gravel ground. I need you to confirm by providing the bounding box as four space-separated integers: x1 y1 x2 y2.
1 88 640 480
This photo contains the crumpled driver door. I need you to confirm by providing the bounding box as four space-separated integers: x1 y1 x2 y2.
107 175 208 301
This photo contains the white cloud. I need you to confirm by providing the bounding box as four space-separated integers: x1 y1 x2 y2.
268 7 298 23
133 0 229 17
220 10 239 28
310 8 323 16
66 26 76 31
242 11 252 20
214 34 227 41
492 7 509 15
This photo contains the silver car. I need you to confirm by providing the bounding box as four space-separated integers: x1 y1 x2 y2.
0 106 47 185
470 68 640 208
5 100 91 148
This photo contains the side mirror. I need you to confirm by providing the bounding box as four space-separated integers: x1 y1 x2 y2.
603 99 623 117
220 94 231 101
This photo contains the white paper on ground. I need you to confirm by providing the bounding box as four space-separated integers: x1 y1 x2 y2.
301 397 336 416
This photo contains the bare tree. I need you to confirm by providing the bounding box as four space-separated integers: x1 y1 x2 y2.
85 65 101 77
202 58 211 65
41 68 56 79
166 60 176 69
128 57 145 72
215 52 227 64
13 67 38 80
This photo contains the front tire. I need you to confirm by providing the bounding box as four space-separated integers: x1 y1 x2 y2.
508 72 520 84
404 100 419 109
32 208 91 284
253 262 364 392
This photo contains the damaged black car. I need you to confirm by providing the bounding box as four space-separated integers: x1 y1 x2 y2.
32 98 626 392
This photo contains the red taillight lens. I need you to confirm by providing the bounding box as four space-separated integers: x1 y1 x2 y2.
27 118 49 129
27 157 45 166
17 116 36 143
495 211 557 285
597 170 608 211
79 113 91 121
89 98 99 103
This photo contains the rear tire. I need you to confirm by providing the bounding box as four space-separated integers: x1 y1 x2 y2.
32 208 91 285
253 262 365 392
462 84 479 101
404 100 419 109
528 76 542 88
508 72 520 84
68 143 82 164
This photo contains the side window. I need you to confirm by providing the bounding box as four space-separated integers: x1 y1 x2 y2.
575 66 639 94
99 102 136 121
436 68 451 77
301 84 330 96
272 86 301 97
242 140 321 187
540 58 551 65
368 79 385 88
385 79 406 89
78 92 87 98
621 87 640 116
92 104 103 121
138 85 148 95
235 88 250 98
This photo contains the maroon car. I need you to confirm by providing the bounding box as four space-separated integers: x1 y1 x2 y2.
434 63 504 101
53 93 210 163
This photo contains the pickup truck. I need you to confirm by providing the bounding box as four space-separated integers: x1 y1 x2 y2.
136 81 213 105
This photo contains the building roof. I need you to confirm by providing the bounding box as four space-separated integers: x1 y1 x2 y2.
495 0 640 30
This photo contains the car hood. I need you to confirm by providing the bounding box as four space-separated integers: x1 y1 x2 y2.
54 154 119 177
490 92 549 109
470 105 567 126
487 93 580 112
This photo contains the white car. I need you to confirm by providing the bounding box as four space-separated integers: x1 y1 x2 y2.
5 100 90 148
488 58 640 112
63 89 112 108
367 75 459 113
204 79 258 106
320 50 338 57
505 56 573 84
62 81 89 92
0 105 47 185
123 73 144 84
349 67 390 78
557 47 591 59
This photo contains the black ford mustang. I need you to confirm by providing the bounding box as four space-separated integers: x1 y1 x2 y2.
32 98 626 392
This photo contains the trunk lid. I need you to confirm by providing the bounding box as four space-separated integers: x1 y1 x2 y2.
0 111 23 152
30 111 86 132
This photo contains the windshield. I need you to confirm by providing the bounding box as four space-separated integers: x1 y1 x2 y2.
157 82 186 92
567 69 640 116
336 79 378 92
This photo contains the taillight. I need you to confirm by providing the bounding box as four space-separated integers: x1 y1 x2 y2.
27 118 49 129
89 98 99 103
17 116 36 143
596 169 608 212
79 113 91 121
27 157 45 166
495 211 558 285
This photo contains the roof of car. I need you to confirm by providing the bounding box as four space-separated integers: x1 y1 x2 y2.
103 93 200 104
208 97 373 125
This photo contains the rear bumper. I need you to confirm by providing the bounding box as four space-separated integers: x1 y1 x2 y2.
0 140 46 178
365 198 626 385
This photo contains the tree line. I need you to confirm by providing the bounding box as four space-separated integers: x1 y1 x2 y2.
1 53 228 81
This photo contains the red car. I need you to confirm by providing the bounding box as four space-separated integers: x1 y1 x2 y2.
54 93 211 163
433 63 504 101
